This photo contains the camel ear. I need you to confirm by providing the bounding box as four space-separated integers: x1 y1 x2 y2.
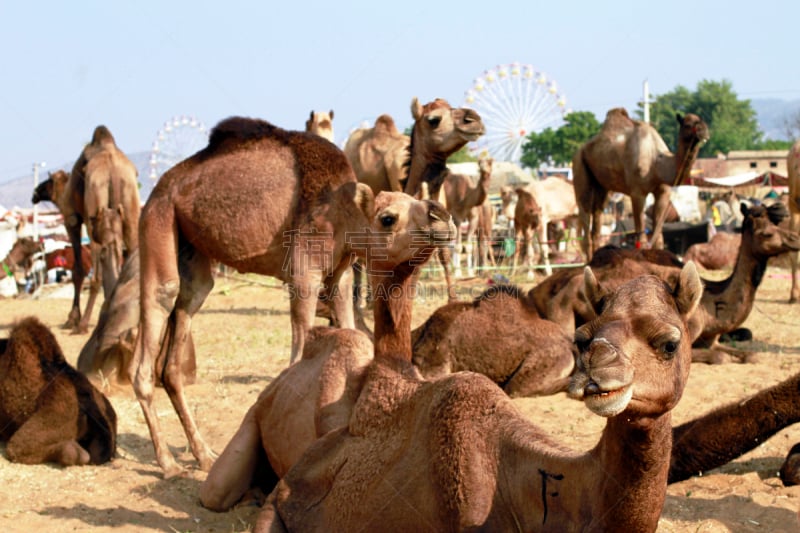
309 110 315 120
329 110 334 120
673 261 702 318
582 266 607 315
740 202 749 217
676 113 684 124
353 182 375 219
411 97 423 121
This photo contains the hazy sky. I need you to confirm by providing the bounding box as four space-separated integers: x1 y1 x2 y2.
1 0 798 183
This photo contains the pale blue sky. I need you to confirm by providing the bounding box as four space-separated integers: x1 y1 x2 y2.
1 0 798 182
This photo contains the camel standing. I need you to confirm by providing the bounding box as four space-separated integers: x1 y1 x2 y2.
524 176 579 275
32 126 141 333
259 262 702 532
304 110 334 143
573 108 709 260
787 139 800 302
510 186 541 279
0 317 116 465
130 117 382 477
442 156 492 276
199 192 454 511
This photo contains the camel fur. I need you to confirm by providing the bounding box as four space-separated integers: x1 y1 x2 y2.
573 108 708 260
0 317 116 465
0 237 42 282
199 192 455 511
510 185 542 279
411 284 575 397
259 263 702 532
682 231 740 270
787 139 800 302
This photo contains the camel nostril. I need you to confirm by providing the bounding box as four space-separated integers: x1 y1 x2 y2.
584 381 601 395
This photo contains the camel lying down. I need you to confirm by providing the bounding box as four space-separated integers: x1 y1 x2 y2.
0 317 117 465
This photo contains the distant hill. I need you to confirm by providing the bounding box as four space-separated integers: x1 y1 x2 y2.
0 151 158 210
750 98 800 140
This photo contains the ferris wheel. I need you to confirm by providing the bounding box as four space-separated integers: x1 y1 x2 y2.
464 63 570 163
149 115 209 180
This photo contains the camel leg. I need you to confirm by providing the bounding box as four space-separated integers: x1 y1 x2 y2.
438 248 457 301
452 223 463 278
630 194 647 250
790 212 800 303
77 240 103 334
649 185 671 250
288 270 323 363
64 222 85 330
577 207 592 262
6 400 91 466
160 248 216 471
537 217 552 277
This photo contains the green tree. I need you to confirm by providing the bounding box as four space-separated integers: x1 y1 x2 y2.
447 145 477 163
637 79 763 156
520 111 600 170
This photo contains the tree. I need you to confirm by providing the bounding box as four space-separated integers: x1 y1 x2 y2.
637 79 764 156
520 111 600 170
447 145 477 163
784 109 800 140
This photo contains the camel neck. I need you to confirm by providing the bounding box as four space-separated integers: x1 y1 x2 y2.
371 265 418 363
672 137 701 186
405 154 448 198
589 413 673 531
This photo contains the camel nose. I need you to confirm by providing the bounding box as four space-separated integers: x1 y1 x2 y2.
463 108 482 124
582 337 619 369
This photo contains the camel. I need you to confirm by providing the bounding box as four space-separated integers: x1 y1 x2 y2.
258 262 702 532
130 116 413 477
787 139 800 302
780 443 800 486
524 176 579 275
682 231 740 270
442 155 492 276
534 203 800 363
304 110 334 143
0 237 42 282
474 198 496 270
343 114 409 195
76 250 196 389
32 125 141 333
199 192 454 511
410 284 575 397
573 107 709 260
510 185 542 279
0 316 117 465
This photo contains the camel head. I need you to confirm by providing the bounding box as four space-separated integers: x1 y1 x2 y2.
32 170 69 205
478 156 493 184
305 110 335 143
409 97 484 158
514 187 541 228
569 262 702 418
363 191 455 273
742 202 800 256
676 113 710 149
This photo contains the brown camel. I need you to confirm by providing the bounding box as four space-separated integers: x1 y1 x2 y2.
0 316 117 465
535 203 800 363
682 231 740 270
573 107 709 260
0 237 42 281
199 192 454 511
259 262 702 532
787 139 800 302
130 116 387 477
76 249 196 389
32 125 141 333
510 185 542 279
474 199 496 270
442 155 492 276
304 110 334 143
343 114 409 195
410 284 574 397
780 443 800 486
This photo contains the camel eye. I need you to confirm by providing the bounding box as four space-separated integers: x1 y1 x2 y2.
379 214 397 228
660 339 679 359
427 116 442 128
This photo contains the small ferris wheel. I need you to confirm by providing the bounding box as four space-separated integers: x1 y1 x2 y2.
464 63 570 163
149 115 209 180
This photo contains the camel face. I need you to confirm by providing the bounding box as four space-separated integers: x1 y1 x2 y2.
569 263 701 417
366 192 455 271
410 98 484 155
32 170 69 206
677 112 710 146
305 110 334 143
745 203 800 255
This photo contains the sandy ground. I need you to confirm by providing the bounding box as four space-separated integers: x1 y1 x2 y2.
1 266 800 532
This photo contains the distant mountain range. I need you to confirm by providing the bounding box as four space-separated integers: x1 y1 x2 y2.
2 98 799 209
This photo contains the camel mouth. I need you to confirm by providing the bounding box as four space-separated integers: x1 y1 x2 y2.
583 384 633 417
459 129 484 142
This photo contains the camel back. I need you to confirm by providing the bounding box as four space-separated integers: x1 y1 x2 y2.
199 117 355 209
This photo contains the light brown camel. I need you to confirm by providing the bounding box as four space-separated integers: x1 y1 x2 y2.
524 176 579 275
0 317 117 465
410 284 574 397
32 125 141 333
259 262 702 532
787 139 800 302
304 110 334 143
535 203 800 363
510 185 542 279
0 237 42 281
474 199 496 270
199 192 454 511
343 114 409 195
442 155 492 276
130 116 386 477
682 231 740 270
76 249 196 389
573 107 709 260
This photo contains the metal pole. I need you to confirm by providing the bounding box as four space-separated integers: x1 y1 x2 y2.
32 163 40 240
643 79 651 124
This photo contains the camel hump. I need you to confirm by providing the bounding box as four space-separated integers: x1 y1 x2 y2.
207 117 282 151
7 316 67 364
91 125 116 147
373 114 399 135
603 107 636 129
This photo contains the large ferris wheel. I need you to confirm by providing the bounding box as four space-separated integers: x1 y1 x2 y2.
149 115 209 180
464 63 570 163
